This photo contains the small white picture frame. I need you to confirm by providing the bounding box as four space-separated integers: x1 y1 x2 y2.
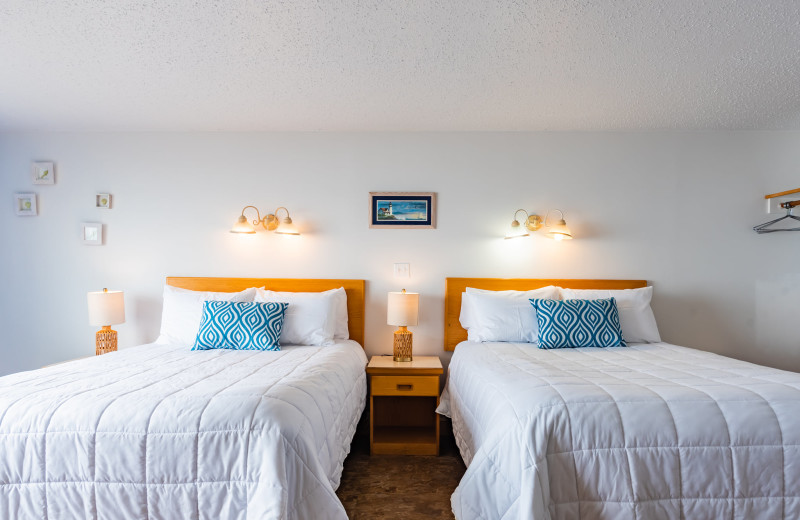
14 193 38 216
96 193 111 209
32 162 55 185
82 222 103 245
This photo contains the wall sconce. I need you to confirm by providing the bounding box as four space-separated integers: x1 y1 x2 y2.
505 208 572 240
230 206 300 235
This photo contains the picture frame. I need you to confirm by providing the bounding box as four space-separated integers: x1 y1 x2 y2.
96 193 111 209
31 162 55 185
369 192 437 229
82 222 103 245
14 193 38 216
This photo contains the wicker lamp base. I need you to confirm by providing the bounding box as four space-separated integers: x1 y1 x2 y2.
393 326 413 362
96 326 118 356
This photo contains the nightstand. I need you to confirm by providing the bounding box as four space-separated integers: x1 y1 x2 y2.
366 355 443 456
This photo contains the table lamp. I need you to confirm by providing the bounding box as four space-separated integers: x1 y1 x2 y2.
387 289 419 362
88 288 125 355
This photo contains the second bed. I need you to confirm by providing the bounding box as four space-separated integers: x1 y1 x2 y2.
439 278 800 520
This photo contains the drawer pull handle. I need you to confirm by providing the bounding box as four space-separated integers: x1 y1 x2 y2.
396 384 413 391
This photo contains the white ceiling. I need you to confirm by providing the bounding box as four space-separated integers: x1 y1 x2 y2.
2 1 799 131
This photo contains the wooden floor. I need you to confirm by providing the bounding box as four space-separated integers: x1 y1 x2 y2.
337 436 466 519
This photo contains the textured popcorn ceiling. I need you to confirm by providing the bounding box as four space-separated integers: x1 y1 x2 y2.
1 1 799 131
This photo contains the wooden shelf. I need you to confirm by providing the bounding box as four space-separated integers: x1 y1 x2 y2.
372 426 438 455
765 188 800 199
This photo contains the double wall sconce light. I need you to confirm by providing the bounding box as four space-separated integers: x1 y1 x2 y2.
230 206 300 235
505 209 572 241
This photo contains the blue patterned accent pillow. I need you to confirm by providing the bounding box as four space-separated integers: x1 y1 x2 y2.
529 298 626 349
192 301 288 351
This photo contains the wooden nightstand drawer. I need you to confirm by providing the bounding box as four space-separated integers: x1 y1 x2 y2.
371 375 439 396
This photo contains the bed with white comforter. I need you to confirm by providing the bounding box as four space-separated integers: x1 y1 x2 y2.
439 341 800 520
0 341 367 520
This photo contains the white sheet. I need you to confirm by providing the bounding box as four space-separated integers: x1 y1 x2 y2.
438 341 800 519
0 341 367 520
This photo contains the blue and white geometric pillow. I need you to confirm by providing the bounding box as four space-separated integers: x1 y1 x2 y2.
529 298 626 349
192 301 288 351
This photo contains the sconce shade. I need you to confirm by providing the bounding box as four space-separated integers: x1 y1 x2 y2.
545 218 573 240
387 291 419 326
505 209 541 239
230 215 256 234
275 215 300 235
505 219 530 239
87 289 125 326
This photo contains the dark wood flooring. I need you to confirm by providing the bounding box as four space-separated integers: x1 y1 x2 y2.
337 436 466 519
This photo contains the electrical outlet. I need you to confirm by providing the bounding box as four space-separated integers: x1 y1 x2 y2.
767 197 796 215
393 263 410 279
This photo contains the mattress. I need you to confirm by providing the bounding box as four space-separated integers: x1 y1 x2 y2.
438 341 800 520
0 341 367 520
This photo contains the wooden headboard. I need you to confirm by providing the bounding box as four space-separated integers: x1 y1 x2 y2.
166 277 366 348
444 278 648 351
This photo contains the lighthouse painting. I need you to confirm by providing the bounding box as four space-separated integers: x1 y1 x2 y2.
369 192 437 229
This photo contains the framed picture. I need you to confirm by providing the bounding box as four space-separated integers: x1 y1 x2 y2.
96 193 111 208
82 222 103 245
31 162 55 185
14 193 37 216
369 192 437 229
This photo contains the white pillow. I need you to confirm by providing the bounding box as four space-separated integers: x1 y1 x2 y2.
559 286 660 344
254 287 348 340
462 294 491 342
460 286 561 343
157 286 257 346
328 287 349 340
459 292 475 331
254 288 338 346
459 286 562 330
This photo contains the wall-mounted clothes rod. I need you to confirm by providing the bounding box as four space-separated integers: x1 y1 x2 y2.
765 188 800 199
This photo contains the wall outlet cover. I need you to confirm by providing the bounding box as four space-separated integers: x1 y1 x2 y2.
393 263 410 278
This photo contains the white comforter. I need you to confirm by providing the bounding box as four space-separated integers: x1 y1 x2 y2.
438 341 800 520
0 341 367 520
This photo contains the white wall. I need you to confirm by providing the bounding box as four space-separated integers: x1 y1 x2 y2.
1 132 798 376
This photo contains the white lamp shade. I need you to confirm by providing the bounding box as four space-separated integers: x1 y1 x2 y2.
275 216 300 235
545 219 573 240
87 290 125 326
387 291 419 326
505 220 529 239
230 215 256 234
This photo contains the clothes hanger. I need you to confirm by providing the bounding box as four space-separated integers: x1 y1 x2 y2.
754 200 800 234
